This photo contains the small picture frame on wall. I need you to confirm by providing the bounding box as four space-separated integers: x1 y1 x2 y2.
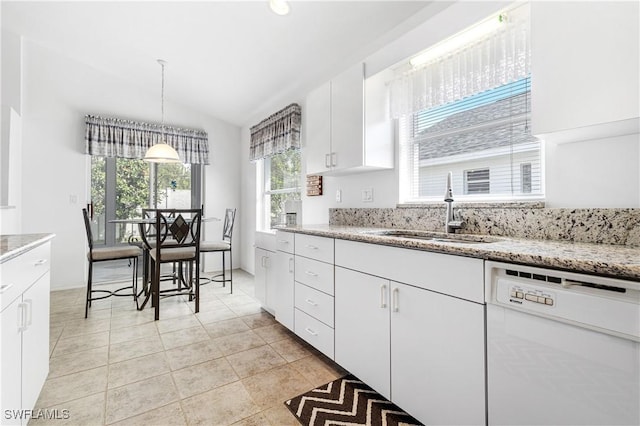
306 175 323 196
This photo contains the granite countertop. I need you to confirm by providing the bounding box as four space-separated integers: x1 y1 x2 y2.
0 234 56 263
277 225 640 281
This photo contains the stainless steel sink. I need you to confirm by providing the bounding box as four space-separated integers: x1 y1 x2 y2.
363 229 498 244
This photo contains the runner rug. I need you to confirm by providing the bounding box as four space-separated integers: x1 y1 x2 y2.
285 374 423 426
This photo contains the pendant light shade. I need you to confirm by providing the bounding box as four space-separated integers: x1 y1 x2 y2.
144 59 181 163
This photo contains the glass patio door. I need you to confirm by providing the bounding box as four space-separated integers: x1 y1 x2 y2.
90 156 200 247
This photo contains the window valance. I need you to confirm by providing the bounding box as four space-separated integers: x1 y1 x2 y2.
389 18 530 119
85 115 210 165
250 103 301 161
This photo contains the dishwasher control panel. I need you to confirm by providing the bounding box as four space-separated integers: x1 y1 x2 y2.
509 286 555 306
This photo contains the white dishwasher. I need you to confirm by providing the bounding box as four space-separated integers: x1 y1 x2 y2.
485 261 640 426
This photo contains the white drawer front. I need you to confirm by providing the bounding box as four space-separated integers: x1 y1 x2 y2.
1 243 51 312
295 282 334 327
275 231 295 254
295 234 334 263
295 308 334 360
295 256 334 296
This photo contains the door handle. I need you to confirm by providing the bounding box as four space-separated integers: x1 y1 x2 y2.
380 284 387 308
17 302 28 332
288 257 294 273
331 152 337 167
392 287 399 312
24 299 33 326
325 154 331 168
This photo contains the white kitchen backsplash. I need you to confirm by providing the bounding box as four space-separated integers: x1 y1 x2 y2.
329 206 640 246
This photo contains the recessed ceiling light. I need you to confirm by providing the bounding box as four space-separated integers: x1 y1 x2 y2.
270 0 290 16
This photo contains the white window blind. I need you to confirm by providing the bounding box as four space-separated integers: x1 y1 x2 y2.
399 75 542 203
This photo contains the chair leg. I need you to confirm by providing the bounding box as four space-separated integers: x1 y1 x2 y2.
195 261 200 313
153 259 160 320
85 261 93 318
222 251 226 288
229 249 233 294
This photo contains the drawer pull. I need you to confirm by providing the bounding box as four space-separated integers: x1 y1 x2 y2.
305 298 318 306
305 270 318 277
305 244 319 250
277 239 289 244
0 283 14 294
305 327 318 336
34 259 48 266
380 284 387 308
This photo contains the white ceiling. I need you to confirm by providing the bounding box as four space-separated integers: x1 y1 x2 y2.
1 1 435 127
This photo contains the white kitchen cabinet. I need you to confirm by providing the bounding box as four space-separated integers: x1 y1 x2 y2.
1 240 51 426
305 63 393 175
334 239 486 425
254 247 276 315
274 230 295 331
531 1 639 140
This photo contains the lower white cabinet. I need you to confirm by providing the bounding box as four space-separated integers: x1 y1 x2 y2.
254 247 276 315
274 251 294 331
1 239 52 426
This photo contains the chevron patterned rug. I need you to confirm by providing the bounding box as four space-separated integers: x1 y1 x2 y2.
285 374 423 426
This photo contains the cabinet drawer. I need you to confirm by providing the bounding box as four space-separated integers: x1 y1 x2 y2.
295 308 334 360
275 231 295 254
295 234 334 263
295 256 334 296
295 282 334 327
1 243 51 312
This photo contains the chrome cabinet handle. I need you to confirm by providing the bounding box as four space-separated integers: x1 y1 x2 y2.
305 298 317 306
24 299 33 326
392 287 399 312
17 302 28 332
34 259 47 266
305 270 318 277
325 154 331 168
0 283 14 294
380 284 387 308
288 257 294 273
305 327 318 336
305 244 319 250
277 239 289 244
331 152 337 167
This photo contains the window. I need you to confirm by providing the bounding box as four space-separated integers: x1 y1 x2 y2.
400 76 542 203
90 157 201 246
260 149 301 229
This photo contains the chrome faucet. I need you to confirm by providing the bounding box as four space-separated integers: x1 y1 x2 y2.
444 172 463 233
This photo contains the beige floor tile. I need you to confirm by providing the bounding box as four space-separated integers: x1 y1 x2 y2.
60 318 112 339
269 337 312 363
180 381 260 425
105 374 179 424
157 300 196 320
36 367 108 408
240 312 277 329
231 412 271 426
172 358 239 398
289 355 346 388
201 318 250 339
226 345 286 379
213 330 266 356
155 314 201 334
108 335 164 364
164 339 224 371
49 346 109 378
159 325 209 350
221 294 259 308
31 392 105 426
252 323 291 344
262 404 300 426
108 402 187 426
52 331 110 358
228 302 264 317
195 306 238 324
107 352 170 389
109 322 158 345
109 311 155 330
195 298 226 312
49 325 65 356
241 365 313 409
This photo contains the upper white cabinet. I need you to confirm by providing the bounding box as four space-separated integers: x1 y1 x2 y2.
305 63 393 175
531 1 639 139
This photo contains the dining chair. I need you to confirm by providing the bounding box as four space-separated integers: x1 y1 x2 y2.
140 208 202 320
82 208 141 318
200 208 236 293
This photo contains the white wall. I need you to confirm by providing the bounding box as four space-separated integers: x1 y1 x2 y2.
16 39 241 290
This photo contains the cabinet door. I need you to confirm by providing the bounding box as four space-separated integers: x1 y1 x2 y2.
274 251 295 331
335 267 390 399
254 248 267 307
21 272 50 413
305 81 332 175
265 252 277 315
1 297 23 425
331 63 364 171
391 281 485 425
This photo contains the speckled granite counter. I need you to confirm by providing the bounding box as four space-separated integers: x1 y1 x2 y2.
277 225 640 281
0 234 56 263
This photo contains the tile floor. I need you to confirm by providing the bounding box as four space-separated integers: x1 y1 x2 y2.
36 270 346 425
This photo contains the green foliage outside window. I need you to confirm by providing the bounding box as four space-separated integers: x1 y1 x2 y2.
267 149 301 228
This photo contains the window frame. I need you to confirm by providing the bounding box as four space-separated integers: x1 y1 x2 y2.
258 150 301 231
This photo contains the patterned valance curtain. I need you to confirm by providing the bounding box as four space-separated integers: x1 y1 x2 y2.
250 103 301 161
85 115 210 165
389 18 530 119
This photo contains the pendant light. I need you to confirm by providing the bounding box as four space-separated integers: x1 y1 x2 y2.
144 59 181 163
